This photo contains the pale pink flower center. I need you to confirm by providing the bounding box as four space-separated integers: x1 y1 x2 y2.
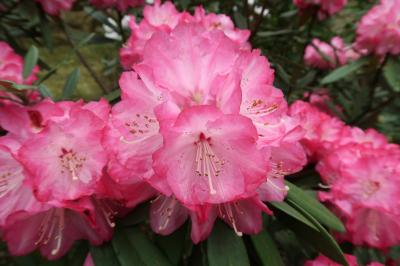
194 133 224 195
0 171 20 197
35 208 65 256
120 113 158 144
362 180 380 198
246 99 278 117
59 148 86 180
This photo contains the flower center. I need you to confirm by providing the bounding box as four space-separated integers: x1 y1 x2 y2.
59 148 86 181
219 203 243 237
194 133 224 195
152 195 179 231
0 167 23 198
362 180 380 198
120 113 158 144
246 99 278 117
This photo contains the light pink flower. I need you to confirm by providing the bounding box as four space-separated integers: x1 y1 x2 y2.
18 100 110 204
304 254 359 266
293 0 348 20
35 0 75 16
355 0 400 56
317 144 400 249
90 0 144 12
304 37 347 70
0 41 39 85
120 1 182 67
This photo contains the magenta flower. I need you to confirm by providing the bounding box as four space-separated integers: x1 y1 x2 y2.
356 0 400 56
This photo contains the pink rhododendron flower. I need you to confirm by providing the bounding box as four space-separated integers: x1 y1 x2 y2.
304 254 360 266
90 0 144 11
317 144 400 249
355 0 400 56
35 0 76 16
153 105 267 205
0 41 39 85
293 0 348 20
120 0 250 67
304 37 347 70
18 100 110 204
289 100 346 159
2 197 118 260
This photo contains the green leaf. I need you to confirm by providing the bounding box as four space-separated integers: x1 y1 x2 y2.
285 181 345 232
104 89 121 103
321 58 367 84
39 10 53 50
62 68 80 99
269 202 317 230
384 57 400 92
288 201 349 266
207 221 250 266
23 45 39 79
251 231 284 266
90 243 120 266
125 227 172 266
155 224 188 265
38 84 53 99
111 228 143 266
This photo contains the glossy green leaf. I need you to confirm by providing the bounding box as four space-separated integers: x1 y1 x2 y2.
38 84 53 99
288 201 349 266
285 181 345 232
111 228 143 266
207 221 250 266
269 202 317 230
251 231 284 266
125 227 172 266
321 57 367 84
90 243 120 266
62 68 80 99
104 89 121 103
23 45 39 79
384 57 400 92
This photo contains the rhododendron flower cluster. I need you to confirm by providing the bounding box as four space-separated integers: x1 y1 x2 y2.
355 0 400 56
304 37 360 70
0 0 309 259
293 0 347 20
35 0 76 16
291 99 400 249
90 0 144 12
120 0 250 68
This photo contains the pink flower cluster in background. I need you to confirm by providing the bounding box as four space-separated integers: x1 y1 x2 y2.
0 42 39 85
355 0 400 56
293 0 347 20
304 37 362 70
290 96 400 249
304 254 383 266
0 0 307 259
